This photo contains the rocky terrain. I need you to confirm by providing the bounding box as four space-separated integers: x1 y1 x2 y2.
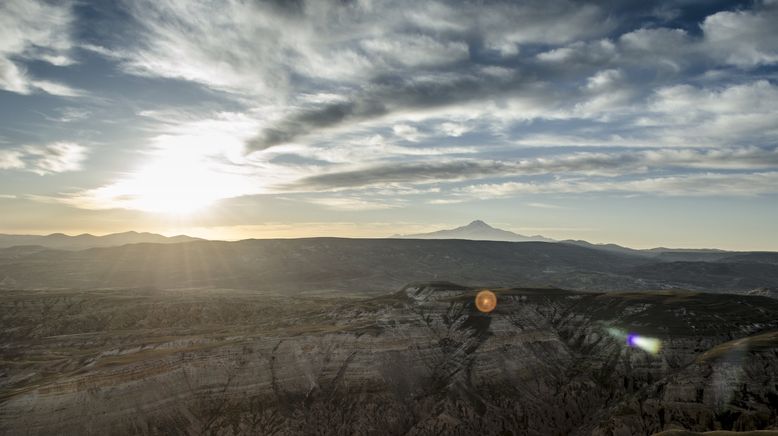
2 283 778 435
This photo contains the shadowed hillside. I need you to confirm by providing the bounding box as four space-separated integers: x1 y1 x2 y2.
0 238 776 294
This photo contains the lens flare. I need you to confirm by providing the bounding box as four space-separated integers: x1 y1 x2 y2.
626 333 662 354
475 290 497 313
606 327 662 355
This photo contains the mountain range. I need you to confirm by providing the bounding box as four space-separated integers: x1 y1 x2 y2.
0 231 201 251
0 221 751 257
1 237 776 295
1 224 777 434
397 221 741 260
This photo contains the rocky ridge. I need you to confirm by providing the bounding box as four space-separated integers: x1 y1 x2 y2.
1 284 777 435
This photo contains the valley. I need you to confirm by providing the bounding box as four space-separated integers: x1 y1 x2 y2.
2 283 777 435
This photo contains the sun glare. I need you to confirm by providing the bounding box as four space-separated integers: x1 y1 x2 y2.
128 162 220 214
79 145 254 215
67 122 267 215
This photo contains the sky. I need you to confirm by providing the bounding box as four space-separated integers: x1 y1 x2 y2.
1 0 777 250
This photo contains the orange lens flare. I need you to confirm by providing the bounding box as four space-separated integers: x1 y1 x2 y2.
475 290 497 313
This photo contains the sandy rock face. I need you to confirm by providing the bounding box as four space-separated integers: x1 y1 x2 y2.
1 285 778 435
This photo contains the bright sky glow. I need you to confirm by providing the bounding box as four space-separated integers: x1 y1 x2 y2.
1 0 777 248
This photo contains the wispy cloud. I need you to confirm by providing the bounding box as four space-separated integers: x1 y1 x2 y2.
527 202 564 209
0 150 24 170
106 0 611 97
9 0 778 220
43 107 91 123
0 0 82 96
290 146 778 191
24 143 88 175
305 196 404 211
0 142 88 175
457 172 778 198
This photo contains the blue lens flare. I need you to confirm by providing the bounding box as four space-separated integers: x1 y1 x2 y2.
627 333 662 354
607 328 662 355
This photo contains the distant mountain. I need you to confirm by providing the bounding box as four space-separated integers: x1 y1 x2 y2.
719 252 778 265
0 231 201 250
1 237 775 294
392 221 766 262
393 220 555 242
560 239 646 256
562 239 740 261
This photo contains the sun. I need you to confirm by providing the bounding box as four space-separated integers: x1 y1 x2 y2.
127 161 222 214
67 117 271 215
83 149 253 216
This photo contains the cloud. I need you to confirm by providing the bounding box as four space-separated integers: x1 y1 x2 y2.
244 38 777 150
0 0 81 96
642 80 778 147
22 143 88 175
618 28 695 72
701 2 778 67
438 122 470 137
55 108 475 211
648 81 778 121
113 1 293 96
508 79 778 149
0 150 24 170
305 196 404 211
87 0 618 149
527 202 564 209
248 68 532 149
28 80 83 98
265 134 477 165
478 1 608 46
107 0 611 93
18 0 777 218
457 172 778 198
392 124 422 142
361 35 469 68
73 0 775 158
0 142 88 175
0 58 29 94
537 39 618 64
537 2 778 73
293 160 515 190
291 146 778 191
46 107 91 123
